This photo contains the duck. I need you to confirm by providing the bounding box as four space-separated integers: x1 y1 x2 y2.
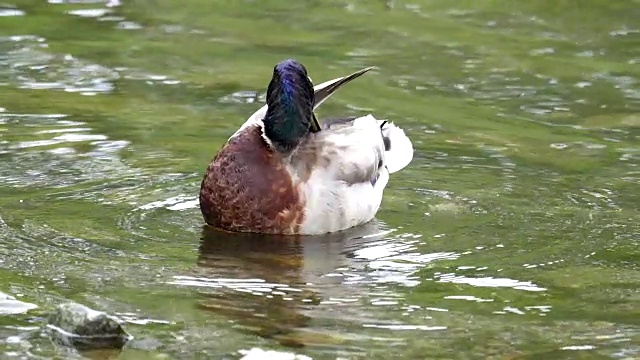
199 59 413 235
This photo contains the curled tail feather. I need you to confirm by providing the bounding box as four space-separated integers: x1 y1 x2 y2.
378 119 413 174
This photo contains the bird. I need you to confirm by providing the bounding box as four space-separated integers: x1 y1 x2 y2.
199 59 413 235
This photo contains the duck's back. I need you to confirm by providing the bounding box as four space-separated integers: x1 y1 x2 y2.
199 125 305 234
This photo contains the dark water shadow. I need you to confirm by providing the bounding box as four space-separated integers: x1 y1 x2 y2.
193 221 390 348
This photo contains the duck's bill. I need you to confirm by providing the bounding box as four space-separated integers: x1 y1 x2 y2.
313 67 375 109
309 66 375 132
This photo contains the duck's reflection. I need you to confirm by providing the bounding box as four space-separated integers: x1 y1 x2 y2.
193 221 389 347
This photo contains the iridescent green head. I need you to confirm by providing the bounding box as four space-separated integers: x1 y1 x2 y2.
263 59 315 153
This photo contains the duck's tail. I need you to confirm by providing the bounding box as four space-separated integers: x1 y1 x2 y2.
378 119 413 174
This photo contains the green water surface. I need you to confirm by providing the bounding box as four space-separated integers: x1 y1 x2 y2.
0 0 639 359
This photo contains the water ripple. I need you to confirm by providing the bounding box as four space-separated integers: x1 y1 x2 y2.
436 273 546 292
362 323 446 331
136 195 200 211
0 7 25 17
0 113 134 188
219 90 264 104
1 35 119 95
170 276 306 299
0 292 37 315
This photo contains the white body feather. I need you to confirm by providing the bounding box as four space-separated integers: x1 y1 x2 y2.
295 115 412 235
231 72 413 235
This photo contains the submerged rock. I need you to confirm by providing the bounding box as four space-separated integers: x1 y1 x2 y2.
47 302 132 350
0 291 38 315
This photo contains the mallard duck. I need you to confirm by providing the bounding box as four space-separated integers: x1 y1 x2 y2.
199 59 413 235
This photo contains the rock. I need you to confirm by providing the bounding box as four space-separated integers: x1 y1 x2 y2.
47 302 132 350
0 291 38 315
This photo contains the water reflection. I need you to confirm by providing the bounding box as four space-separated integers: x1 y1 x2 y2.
168 220 561 354
183 223 389 347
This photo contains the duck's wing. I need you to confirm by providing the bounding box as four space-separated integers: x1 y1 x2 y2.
289 114 413 235
290 116 381 187
230 67 374 139
320 115 413 174
291 114 413 184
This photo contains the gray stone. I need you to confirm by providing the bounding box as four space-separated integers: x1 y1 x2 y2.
47 302 132 350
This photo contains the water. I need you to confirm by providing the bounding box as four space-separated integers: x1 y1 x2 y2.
0 0 639 359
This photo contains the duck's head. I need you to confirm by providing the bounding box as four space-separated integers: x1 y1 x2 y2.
263 59 315 153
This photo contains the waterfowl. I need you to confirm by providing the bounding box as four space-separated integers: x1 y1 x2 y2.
199 59 413 235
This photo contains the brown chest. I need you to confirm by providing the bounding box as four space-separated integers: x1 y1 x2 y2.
199 125 305 234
